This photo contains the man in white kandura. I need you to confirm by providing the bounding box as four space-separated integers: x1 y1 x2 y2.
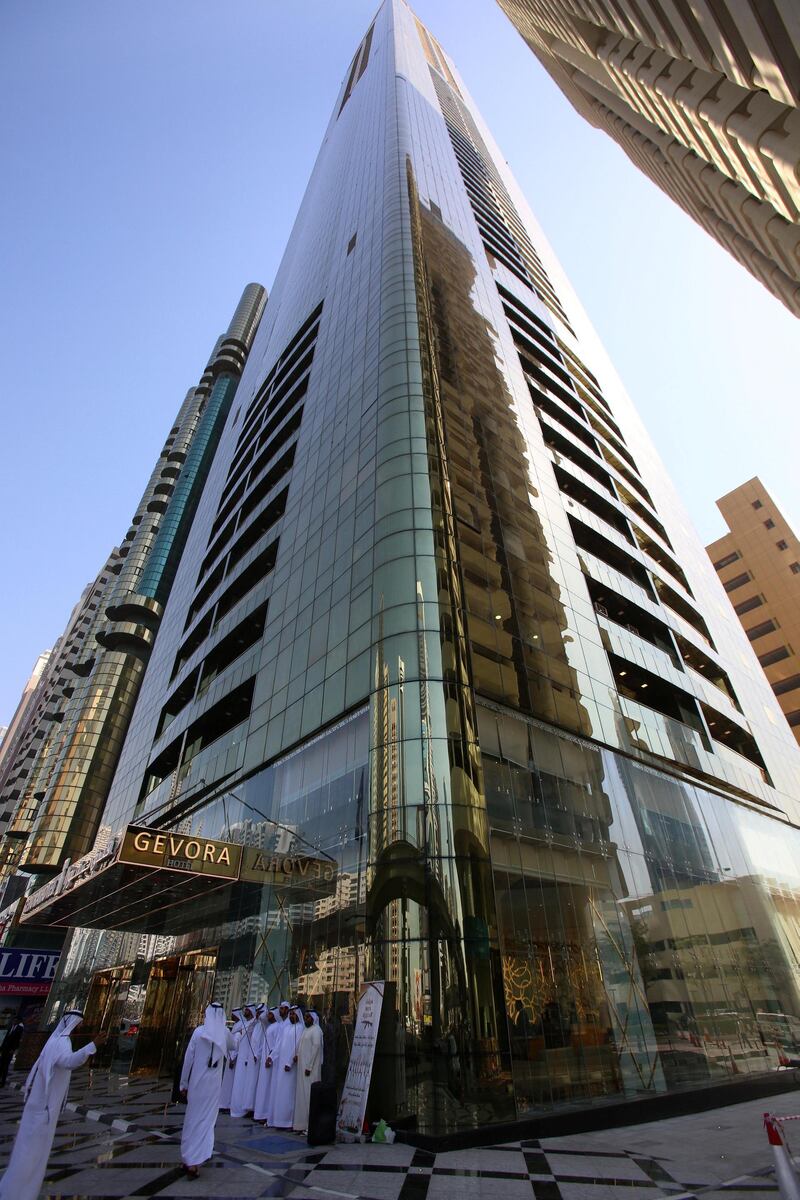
229 1004 259 1117
0 1009 106 1200
294 1010 323 1134
219 1008 242 1112
253 1007 278 1124
263 1002 289 1126
271 1005 303 1129
179 1002 236 1178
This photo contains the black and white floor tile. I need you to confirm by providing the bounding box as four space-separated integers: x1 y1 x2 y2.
0 1071 786 1199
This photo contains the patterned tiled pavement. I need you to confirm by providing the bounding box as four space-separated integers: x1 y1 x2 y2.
0 1069 796 1199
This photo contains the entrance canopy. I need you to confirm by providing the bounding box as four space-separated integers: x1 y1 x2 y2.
20 824 336 936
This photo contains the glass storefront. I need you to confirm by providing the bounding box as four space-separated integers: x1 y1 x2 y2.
47 703 800 1134
482 704 800 1114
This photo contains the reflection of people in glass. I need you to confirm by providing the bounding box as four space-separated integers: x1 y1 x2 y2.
512 999 533 1059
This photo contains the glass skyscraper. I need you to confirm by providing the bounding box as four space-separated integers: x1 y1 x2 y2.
16 1 800 1136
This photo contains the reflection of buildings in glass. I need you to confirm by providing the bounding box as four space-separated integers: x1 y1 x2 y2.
623 871 800 1078
416 202 592 743
611 754 718 890
295 944 368 999
483 708 663 1102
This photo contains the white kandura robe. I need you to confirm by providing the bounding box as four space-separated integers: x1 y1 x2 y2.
0 1038 96 1200
270 1018 303 1129
219 1022 241 1111
253 1019 282 1122
180 1026 236 1166
218 1038 236 1110
229 1018 260 1117
293 1022 323 1132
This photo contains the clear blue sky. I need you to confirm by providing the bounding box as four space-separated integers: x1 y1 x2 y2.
1 0 797 725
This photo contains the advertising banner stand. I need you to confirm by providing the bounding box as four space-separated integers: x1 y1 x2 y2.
336 981 385 1142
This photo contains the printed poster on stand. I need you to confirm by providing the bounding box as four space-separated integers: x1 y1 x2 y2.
336 981 385 1141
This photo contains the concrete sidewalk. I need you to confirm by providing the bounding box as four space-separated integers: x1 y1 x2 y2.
0 1068 796 1198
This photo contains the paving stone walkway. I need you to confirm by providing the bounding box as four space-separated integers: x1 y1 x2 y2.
0 1068 796 1199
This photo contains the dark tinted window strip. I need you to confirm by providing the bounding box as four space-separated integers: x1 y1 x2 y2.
539 419 615 495
574 383 624 442
497 284 556 345
239 452 295 527
356 23 373 80
338 48 361 116
509 325 575 393
759 646 790 667
654 577 714 648
569 513 655 598
202 512 238 577
585 411 640 473
200 479 289 590
616 482 673 550
226 498 285 575
747 619 778 641
253 396 305 467
522 357 586 422
713 550 741 571
188 560 226 625
734 595 763 616
600 445 653 506
237 302 322 436
173 612 213 680
724 571 751 593
214 401 301 547
143 677 256 798
553 462 633 543
214 539 279 627
217 374 308 526
237 321 319 452
773 674 800 696
532 389 598 454
155 665 201 739
635 529 692 596
197 602 268 698
502 305 560 361
557 339 604 396
233 344 314 471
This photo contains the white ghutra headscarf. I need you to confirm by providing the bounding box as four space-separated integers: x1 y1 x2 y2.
197 1003 229 1067
25 1009 85 1107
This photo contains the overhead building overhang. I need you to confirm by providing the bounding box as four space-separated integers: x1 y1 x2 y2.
20 825 336 936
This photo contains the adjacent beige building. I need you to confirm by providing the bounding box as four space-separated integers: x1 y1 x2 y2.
497 0 800 315
708 477 800 742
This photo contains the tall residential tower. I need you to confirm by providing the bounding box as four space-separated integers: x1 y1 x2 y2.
0 285 266 887
497 0 800 315
18 2 800 1135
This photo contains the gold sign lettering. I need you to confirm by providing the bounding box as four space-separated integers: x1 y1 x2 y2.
120 825 241 880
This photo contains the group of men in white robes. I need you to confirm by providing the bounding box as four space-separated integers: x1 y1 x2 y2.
179 999 324 1174
0 998 327 1189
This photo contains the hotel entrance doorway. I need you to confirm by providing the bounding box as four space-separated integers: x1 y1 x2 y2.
130 947 217 1078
